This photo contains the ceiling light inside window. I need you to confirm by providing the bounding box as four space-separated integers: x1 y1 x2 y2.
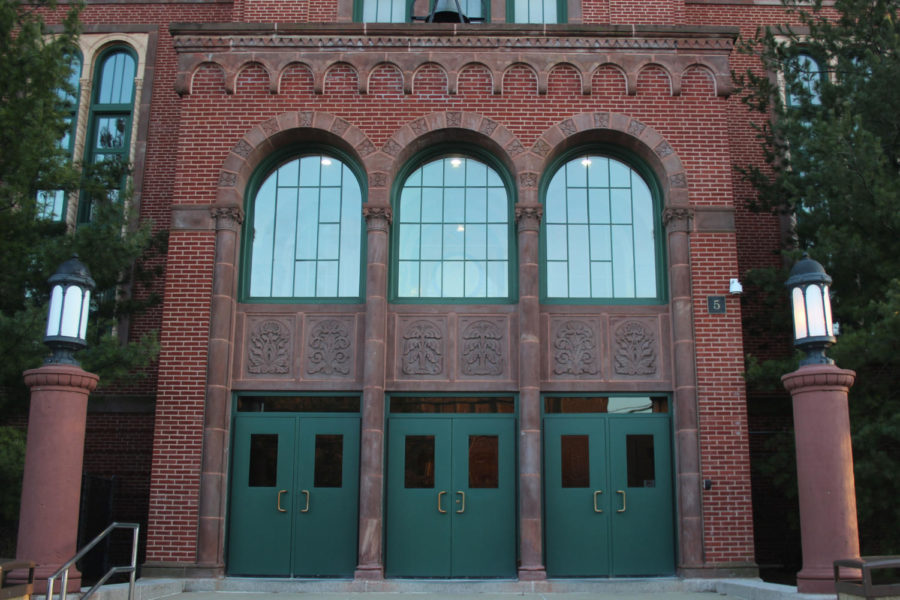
321 157 332 166
450 158 462 168
581 157 592 167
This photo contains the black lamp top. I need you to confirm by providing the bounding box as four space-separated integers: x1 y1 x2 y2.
785 252 832 288
48 254 96 291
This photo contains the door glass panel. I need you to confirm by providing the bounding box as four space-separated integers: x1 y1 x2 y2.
405 435 435 488
626 434 656 488
391 396 514 414
560 435 590 488
314 434 343 487
248 434 278 487
237 396 360 412
544 396 668 414
468 435 499 488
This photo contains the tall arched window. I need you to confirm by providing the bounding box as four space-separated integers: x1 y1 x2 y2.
393 154 513 301
786 53 822 107
243 152 364 301
79 46 137 222
542 153 663 302
37 50 82 221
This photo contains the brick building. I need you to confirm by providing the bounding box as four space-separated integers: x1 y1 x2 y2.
46 0 798 581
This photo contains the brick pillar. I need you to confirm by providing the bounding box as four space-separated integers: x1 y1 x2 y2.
355 203 391 580
515 202 546 581
662 206 704 571
196 204 243 573
16 364 99 594
782 364 859 594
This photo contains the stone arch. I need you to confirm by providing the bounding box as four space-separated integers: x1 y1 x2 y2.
681 63 717 97
232 61 273 95
518 112 687 207
591 63 627 95
214 110 378 210
276 61 315 95
189 61 227 95
545 62 584 96
457 62 495 95
365 61 404 95
502 62 539 95
411 62 449 95
635 62 674 96
322 61 360 95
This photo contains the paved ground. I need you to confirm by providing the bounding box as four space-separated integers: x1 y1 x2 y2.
160 593 742 600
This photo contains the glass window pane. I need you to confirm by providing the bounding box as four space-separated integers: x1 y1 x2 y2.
316 261 339 296
399 224 421 260
609 159 631 187
487 224 507 260
278 159 299 186
546 224 568 261
590 225 611 261
469 435 499 488
405 436 435 488
588 189 610 224
561 435 590 488
546 261 568 297
568 225 590 297
421 224 442 260
567 188 588 223
443 224 464 259
465 261 486 296
443 261 464 297
249 434 278 487
487 188 507 222
398 261 419 297
299 155 321 186
626 434 655 488
487 261 508 297
566 159 587 187
318 224 340 260
465 224 486 259
294 261 316 296
296 190 318 259
401 188 421 223
612 225 635 297
421 188 443 222
97 51 135 104
467 160 487 185
319 187 342 222
444 187 465 222
320 158 342 186
591 262 613 297
314 434 343 488
421 261 442 297
466 187 487 222
545 175 566 223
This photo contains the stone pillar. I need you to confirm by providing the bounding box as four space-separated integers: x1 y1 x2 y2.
515 202 546 581
16 364 99 594
196 204 243 573
662 206 704 571
355 203 391 580
782 364 859 594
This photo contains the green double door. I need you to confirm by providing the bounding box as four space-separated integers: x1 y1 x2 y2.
544 414 674 577
228 414 360 576
386 416 516 577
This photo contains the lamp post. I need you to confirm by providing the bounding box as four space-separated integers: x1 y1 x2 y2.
781 253 859 593
16 256 99 594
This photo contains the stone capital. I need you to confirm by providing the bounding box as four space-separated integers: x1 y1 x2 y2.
662 206 694 233
23 364 99 392
782 364 856 393
363 203 393 232
515 203 543 232
211 205 245 231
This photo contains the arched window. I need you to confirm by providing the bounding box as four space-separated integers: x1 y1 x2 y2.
509 0 564 23
243 152 364 301
542 153 663 302
79 46 137 222
37 50 82 221
786 53 822 107
393 153 513 301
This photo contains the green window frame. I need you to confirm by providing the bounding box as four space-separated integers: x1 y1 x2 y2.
240 147 366 303
507 0 564 24
37 49 83 221
541 149 664 304
391 149 515 303
786 53 822 108
78 45 137 223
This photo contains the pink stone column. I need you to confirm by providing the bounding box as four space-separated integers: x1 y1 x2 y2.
782 364 859 594
355 203 391 580
16 364 99 594
515 203 546 581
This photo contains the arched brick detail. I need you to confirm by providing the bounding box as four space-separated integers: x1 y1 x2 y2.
375 111 522 197
516 111 689 207
635 62 675 96
213 110 377 209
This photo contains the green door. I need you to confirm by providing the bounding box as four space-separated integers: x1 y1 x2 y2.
544 414 674 577
386 416 515 577
229 414 360 577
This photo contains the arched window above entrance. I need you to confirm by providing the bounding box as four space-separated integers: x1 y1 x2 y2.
392 151 515 302
241 150 365 302
541 151 664 303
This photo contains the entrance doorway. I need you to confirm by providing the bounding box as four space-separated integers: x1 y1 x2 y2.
228 396 360 577
385 396 516 577
543 396 674 577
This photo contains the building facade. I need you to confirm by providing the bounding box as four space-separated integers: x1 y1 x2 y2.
47 0 798 582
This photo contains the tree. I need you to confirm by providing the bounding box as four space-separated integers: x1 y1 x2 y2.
737 0 900 555
0 0 165 553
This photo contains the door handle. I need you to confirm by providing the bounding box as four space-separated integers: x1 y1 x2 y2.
300 489 310 513
617 490 626 513
593 490 603 513
437 490 447 513
456 491 466 514
276 489 287 513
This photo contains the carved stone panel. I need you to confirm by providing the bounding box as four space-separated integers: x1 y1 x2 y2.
245 318 294 377
458 317 507 378
550 318 601 378
305 316 355 379
611 319 659 379
398 317 446 378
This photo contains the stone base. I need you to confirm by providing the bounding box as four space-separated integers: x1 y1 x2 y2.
679 562 759 579
354 564 384 580
517 566 547 580
141 562 224 579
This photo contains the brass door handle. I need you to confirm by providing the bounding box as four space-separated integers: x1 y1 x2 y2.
593 490 603 513
276 490 287 513
438 490 447 513
456 491 466 514
301 489 310 513
617 490 626 513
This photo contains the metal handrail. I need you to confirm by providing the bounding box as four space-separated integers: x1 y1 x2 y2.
46 522 139 600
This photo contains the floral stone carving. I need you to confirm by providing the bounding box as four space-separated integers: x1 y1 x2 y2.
400 320 443 375
247 320 291 375
614 321 657 376
553 320 599 376
461 320 504 376
307 319 352 376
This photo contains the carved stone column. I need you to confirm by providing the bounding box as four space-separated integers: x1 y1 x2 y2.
515 202 547 580
355 203 391 580
662 205 704 571
196 204 243 573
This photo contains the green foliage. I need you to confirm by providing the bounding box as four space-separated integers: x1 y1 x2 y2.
0 0 166 554
736 0 900 554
